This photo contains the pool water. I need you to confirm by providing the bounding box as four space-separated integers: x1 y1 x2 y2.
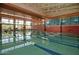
0 31 79 55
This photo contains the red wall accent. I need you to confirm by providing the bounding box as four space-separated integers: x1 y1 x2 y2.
32 25 44 31
32 18 79 36
32 24 79 36
46 25 79 35
62 25 79 35
46 25 60 33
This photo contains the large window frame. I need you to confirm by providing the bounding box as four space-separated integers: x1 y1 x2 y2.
2 17 14 44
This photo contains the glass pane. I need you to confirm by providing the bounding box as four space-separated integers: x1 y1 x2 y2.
2 18 14 44
25 21 31 25
9 19 13 24
15 20 24 41
46 19 52 25
46 19 60 25
19 20 24 24
70 16 79 25
62 18 70 25
54 19 60 25
2 18 9 24
46 20 50 25
15 20 19 24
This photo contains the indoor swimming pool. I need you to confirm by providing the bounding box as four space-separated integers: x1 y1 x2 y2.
0 5 79 55
1 30 79 55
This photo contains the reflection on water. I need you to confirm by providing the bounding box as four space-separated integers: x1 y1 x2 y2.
16 36 24 41
1 30 79 54
2 38 14 44
1 41 35 54
26 31 31 35
41 37 49 45
1 31 33 54
2 31 32 44
26 36 31 40
2 35 32 44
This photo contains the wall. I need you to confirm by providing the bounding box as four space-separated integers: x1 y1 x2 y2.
45 16 79 36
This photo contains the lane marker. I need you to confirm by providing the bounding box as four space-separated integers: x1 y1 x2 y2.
1 41 35 54
34 44 61 55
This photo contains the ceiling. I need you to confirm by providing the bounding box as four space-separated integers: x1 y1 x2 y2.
5 3 79 18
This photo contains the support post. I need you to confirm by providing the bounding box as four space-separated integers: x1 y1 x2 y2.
60 18 62 40
13 18 16 43
23 19 26 42
43 19 46 37
0 11 2 54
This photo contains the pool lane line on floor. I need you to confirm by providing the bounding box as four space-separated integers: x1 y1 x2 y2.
48 36 79 48
48 37 78 48
36 35 79 48
34 35 79 49
1 41 35 54
34 44 61 55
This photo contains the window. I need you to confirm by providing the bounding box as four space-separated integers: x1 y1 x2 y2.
25 21 32 29
62 18 71 25
46 19 54 25
46 19 60 25
46 20 50 25
70 16 79 25
54 19 60 25
25 21 31 26
25 21 32 40
15 20 24 41
2 18 14 44
15 20 23 25
2 17 13 24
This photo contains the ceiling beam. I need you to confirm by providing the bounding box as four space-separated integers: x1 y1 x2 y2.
47 12 79 19
0 3 44 18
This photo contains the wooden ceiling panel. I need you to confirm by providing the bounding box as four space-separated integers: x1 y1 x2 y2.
0 3 79 19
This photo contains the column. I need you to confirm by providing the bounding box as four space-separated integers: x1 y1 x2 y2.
0 13 2 54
